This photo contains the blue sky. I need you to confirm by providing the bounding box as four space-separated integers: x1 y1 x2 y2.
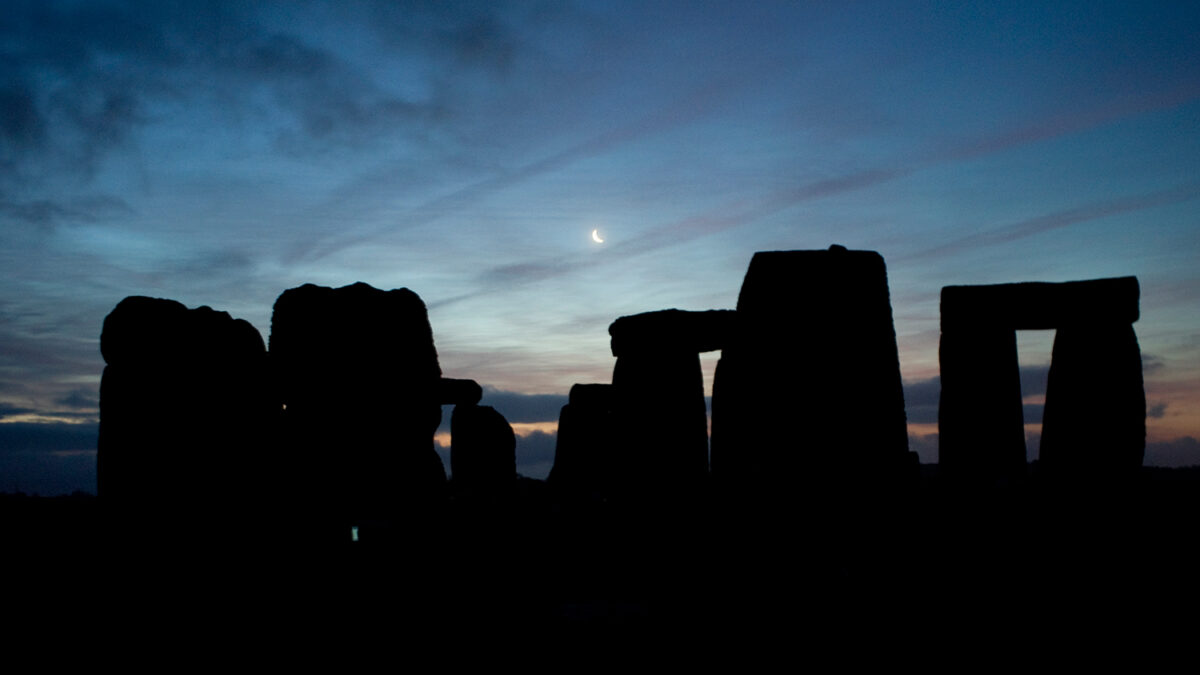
2 1 1198 493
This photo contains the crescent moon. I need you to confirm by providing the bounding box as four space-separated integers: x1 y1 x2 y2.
591 229 604 243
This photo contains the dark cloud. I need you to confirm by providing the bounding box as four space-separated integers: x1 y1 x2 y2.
0 83 46 151
0 193 133 229
0 421 98 454
1142 353 1165 374
1148 402 1168 419
1018 364 1050 397
55 389 98 410
480 388 566 423
904 365 1050 425
0 403 36 420
908 433 938 464
516 429 556 479
442 15 518 71
1145 436 1200 468
1023 403 1044 425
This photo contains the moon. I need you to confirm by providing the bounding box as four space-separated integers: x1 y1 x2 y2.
591 228 605 244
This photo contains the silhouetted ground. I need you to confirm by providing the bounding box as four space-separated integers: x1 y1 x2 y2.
5 466 1200 646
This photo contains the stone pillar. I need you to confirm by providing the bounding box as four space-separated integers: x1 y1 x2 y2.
269 282 446 537
937 326 1027 484
607 309 733 493
1040 323 1145 479
611 351 709 491
98 296 273 536
710 246 911 494
548 383 615 494
450 404 516 489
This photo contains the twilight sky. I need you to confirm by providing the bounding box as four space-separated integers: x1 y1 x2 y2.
2 1 1199 494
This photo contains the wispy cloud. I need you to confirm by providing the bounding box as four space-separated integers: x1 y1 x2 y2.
898 182 1200 263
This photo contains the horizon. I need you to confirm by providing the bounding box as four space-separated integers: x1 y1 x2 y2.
2 1 1198 495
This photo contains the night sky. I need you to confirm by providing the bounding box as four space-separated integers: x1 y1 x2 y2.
3 1 1198 495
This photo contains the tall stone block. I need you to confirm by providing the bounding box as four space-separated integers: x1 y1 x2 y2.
270 282 446 530
710 246 910 492
450 404 516 489
937 327 1027 483
607 309 733 492
610 351 709 491
97 296 273 531
1039 323 1145 478
548 384 615 493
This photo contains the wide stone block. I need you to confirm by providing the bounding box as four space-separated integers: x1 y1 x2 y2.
941 277 1139 331
608 309 736 357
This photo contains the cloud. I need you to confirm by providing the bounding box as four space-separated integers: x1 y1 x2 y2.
1145 436 1200 468
515 429 556 479
904 364 1051 425
0 421 98 454
0 403 36 420
479 388 566 424
1148 402 1168 419
908 433 938 464
55 389 98 410
900 182 1200 263
0 193 133 230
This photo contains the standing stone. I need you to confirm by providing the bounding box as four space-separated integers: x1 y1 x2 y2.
450 404 516 490
98 296 273 535
607 309 734 494
1039 323 1145 480
548 383 615 495
270 282 446 536
937 326 1027 485
710 246 911 494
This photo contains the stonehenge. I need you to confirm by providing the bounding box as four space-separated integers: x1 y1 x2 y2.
939 277 1145 484
94 253 1149 542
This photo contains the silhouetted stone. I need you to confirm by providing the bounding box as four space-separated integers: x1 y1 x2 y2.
439 378 483 406
609 309 736 357
97 296 273 536
710 246 910 494
938 276 1144 485
450 404 516 488
270 282 446 538
548 384 615 493
937 326 1027 484
607 310 716 493
940 277 1139 331
1040 323 1145 480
